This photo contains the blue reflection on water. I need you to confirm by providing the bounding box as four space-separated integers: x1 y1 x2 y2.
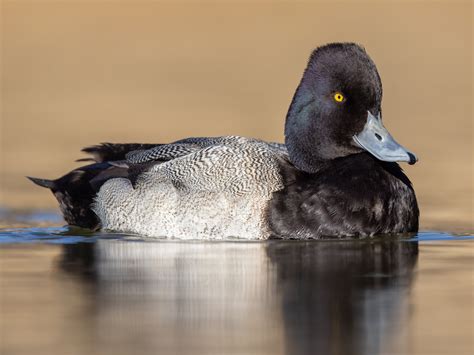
0 226 134 244
0 226 472 244
407 232 474 242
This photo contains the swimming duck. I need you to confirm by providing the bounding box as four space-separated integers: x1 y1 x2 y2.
29 43 419 239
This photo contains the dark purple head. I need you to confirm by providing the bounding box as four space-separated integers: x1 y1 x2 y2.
285 43 417 173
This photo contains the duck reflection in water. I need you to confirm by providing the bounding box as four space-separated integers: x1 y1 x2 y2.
59 238 418 355
266 240 418 355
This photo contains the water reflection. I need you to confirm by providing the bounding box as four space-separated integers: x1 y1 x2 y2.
267 240 418 355
58 239 418 355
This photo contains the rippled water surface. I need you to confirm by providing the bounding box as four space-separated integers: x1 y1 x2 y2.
1 210 473 355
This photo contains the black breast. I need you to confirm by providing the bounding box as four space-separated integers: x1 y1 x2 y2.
267 153 419 239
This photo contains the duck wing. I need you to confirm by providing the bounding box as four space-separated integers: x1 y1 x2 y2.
126 136 287 162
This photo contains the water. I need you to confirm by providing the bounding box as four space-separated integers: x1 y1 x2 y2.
1 211 473 355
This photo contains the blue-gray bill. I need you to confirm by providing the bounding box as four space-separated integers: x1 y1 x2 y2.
353 111 418 165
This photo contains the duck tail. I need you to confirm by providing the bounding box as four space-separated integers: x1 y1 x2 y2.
27 176 56 189
28 161 130 230
26 166 109 230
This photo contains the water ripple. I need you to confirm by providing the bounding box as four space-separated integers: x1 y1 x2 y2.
0 226 472 245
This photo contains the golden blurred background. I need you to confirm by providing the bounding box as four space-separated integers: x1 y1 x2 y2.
1 0 472 232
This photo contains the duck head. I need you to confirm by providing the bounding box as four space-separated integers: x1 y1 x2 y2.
285 43 417 173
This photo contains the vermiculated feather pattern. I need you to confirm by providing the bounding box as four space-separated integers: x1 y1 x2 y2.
93 136 288 239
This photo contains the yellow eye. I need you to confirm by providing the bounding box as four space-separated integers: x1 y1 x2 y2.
333 92 345 102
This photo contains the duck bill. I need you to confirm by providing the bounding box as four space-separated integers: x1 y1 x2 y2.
353 111 418 165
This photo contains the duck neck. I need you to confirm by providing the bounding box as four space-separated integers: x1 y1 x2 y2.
284 84 330 173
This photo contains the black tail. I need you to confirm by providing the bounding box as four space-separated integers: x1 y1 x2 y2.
27 176 56 189
29 142 160 229
27 162 128 230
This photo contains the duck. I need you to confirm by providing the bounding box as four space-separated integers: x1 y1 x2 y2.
29 42 419 239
